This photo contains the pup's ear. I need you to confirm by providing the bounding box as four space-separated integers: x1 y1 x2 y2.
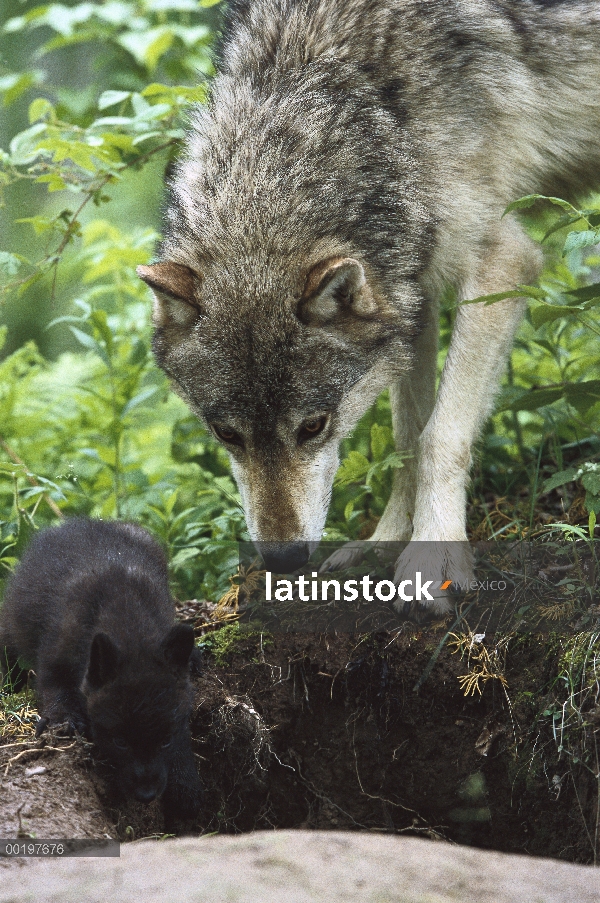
298 257 377 326
161 623 195 671
87 632 121 689
137 262 202 328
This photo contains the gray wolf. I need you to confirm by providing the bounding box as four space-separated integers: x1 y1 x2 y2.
0 519 202 825
138 0 600 612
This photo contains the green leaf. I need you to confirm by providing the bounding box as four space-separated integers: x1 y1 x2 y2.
141 82 207 103
9 122 47 165
16 271 44 297
34 173 68 191
543 469 578 493
586 494 600 516
503 194 547 214
564 282 600 303
542 212 585 243
564 380 600 415
171 547 200 568
581 472 600 497
0 252 24 277
370 423 393 461
16 215 57 237
563 230 600 255
164 490 178 517
503 195 578 217
508 386 564 412
461 285 544 306
68 326 110 366
118 27 175 71
334 451 370 487
89 310 114 353
98 132 136 154
530 302 584 330
0 71 45 106
28 98 54 123
171 24 211 47
121 386 159 416
98 90 132 110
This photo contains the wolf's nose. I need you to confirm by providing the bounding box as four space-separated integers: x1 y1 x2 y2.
260 542 310 572
134 786 158 804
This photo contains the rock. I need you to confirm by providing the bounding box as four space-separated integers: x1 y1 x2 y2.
1 830 599 903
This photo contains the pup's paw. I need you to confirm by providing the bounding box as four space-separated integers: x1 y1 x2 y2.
163 774 203 830
319 541 367 573
36 709 88 738
189 645 204 677
392 540 475 618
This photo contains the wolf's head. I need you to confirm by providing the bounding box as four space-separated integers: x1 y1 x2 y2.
139 252 421 568
83 624 195 804
139 61 428 569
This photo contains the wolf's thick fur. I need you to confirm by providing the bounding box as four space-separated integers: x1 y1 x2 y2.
0 519 202 825
139 0 600 609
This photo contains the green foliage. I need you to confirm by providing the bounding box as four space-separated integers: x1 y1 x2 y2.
541 631 600 775
0 215 244 600
328 417 410 540
0 0 216 300
197 622 272 666
470 196 600 539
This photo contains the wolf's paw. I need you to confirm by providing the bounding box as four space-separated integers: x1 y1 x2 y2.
320 540 400 574
319 541 368 573
163 774 203 829
36 709 88 738
189 645 204 677
392 540 475 618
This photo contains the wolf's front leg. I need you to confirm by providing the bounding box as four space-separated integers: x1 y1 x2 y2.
372 304 438 544
162 727 202 829
394 225 541 614
35 661 89 736
320 310 438 574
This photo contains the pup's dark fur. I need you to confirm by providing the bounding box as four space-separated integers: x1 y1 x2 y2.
0 519 202 825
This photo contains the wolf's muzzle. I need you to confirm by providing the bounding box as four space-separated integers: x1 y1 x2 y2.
258 542 310 573
133 785 159 803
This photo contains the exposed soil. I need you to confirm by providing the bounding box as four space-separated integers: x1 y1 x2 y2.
0 734 114 839
2 614 600 863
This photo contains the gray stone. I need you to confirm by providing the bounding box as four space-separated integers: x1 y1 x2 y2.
1 830 599 903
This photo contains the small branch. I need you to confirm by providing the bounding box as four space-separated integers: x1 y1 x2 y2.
1 137 179 303
0 437 63 519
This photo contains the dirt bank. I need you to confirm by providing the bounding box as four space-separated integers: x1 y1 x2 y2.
2 617 600 863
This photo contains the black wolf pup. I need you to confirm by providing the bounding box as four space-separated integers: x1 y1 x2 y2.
0 518 202 825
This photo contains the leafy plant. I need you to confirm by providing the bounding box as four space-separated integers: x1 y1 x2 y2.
469 195 600 541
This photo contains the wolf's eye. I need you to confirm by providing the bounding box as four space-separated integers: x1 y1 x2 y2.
113 738 128 750
211 423 244 448
298 415 328 444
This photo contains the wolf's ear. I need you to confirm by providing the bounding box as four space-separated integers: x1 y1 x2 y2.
137 262 202 328
162 623 195 671
87 632 121 689
298 257 377 326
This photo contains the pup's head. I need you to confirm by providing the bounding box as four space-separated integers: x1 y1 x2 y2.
139 253 421 569
83 624 195 803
